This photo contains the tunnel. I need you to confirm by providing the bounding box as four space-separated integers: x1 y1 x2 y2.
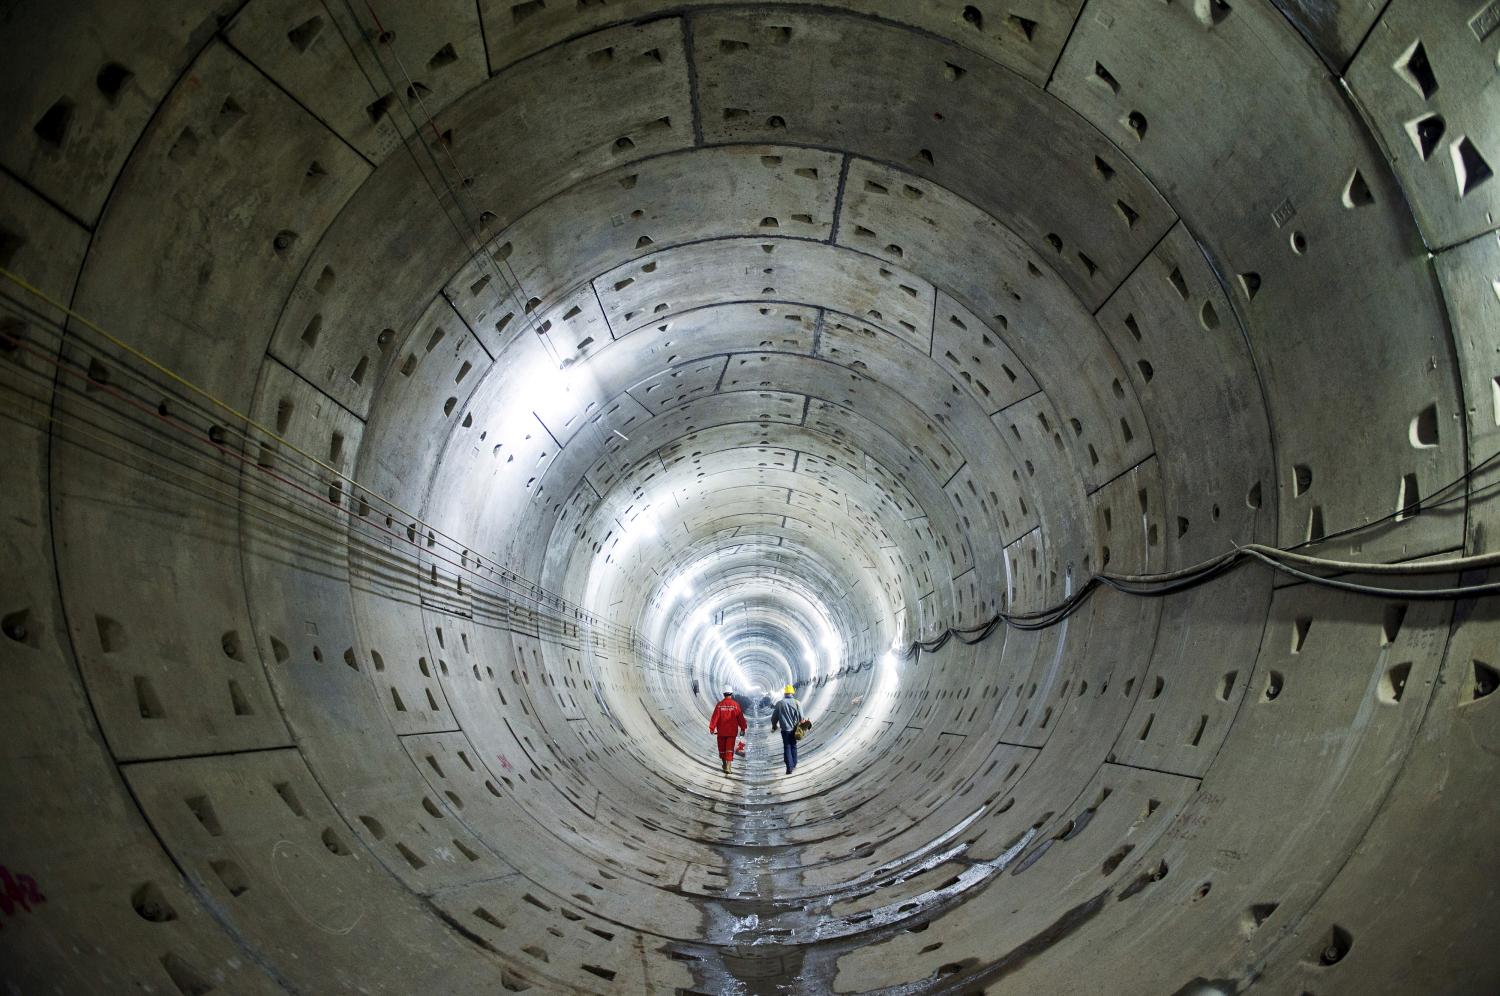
2 1 1499 993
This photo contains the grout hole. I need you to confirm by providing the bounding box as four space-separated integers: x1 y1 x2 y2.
1306 504 1325 541
1312 924 1354 966
160 953 213 996
1379 662 1412 704
1091 62 1120 94
511 1 544 23
1393 40 1438 100
1382 603 1408 646
135 676 165 719
1195 0 1232 27
96 614 124 652
184 795 222 836
1291 617 1312 654
1451 136 1494 197
96 62 134 102
211 858 249 895
1396 472 1421 520
287 15 324 52
33 98 74 148
1342 168 1375 208
1470 659 1498 701
228 679 253 716
428 42 459 70
1405 113 1445 161
1242 902 1279 935
273 781 305 817
132 882 177 922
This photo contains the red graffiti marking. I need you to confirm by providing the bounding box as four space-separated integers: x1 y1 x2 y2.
0 866 46 928
496 754 513 772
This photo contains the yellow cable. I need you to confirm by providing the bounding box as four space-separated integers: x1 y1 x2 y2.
14 393 632 652
0 265 643 642
0 265 427 531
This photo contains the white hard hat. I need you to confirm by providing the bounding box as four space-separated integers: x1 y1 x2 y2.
723 687 733 696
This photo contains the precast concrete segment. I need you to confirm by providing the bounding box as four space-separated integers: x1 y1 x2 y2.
0 180 291 995
0 1 246 226
2 1 1498 995
476 0 1086 85
1347 1 1500 250
1049 0 1465 562
1435 230 1500 553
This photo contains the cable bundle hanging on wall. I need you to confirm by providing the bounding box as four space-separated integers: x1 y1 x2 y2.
0 267 689 675
897 481 1500 660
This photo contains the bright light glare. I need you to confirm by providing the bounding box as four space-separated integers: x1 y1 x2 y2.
860 648 900 726
501 348 578 444
687 603 750 692
662 562 704 604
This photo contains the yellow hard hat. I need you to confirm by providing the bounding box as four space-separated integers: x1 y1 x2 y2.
784 684 795 695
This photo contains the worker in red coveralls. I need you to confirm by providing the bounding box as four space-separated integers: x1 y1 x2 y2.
709 688 747 775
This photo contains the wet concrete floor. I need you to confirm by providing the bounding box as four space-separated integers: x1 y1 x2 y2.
672 724 1042 995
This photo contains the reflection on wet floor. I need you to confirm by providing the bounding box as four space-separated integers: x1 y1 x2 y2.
677 728 1039 994
687 727 815 994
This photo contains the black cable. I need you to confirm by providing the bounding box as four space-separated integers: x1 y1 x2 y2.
0 317 672 667
13 269 1500 672
1241 547 1500 600
1283 447 1498 550
898 531 1500 659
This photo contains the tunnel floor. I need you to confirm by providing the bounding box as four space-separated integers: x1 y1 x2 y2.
667 715 1051 995
671 722 927 995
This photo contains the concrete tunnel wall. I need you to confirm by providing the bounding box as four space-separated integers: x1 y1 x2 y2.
1 0 1498 993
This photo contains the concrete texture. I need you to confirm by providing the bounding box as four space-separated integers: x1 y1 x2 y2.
0 1 1496 993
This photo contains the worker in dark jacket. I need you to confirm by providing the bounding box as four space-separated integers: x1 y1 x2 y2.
709 688 747 775
771 685 804 775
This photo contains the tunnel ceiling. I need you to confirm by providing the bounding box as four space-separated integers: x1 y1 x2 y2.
2 1 1499 994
